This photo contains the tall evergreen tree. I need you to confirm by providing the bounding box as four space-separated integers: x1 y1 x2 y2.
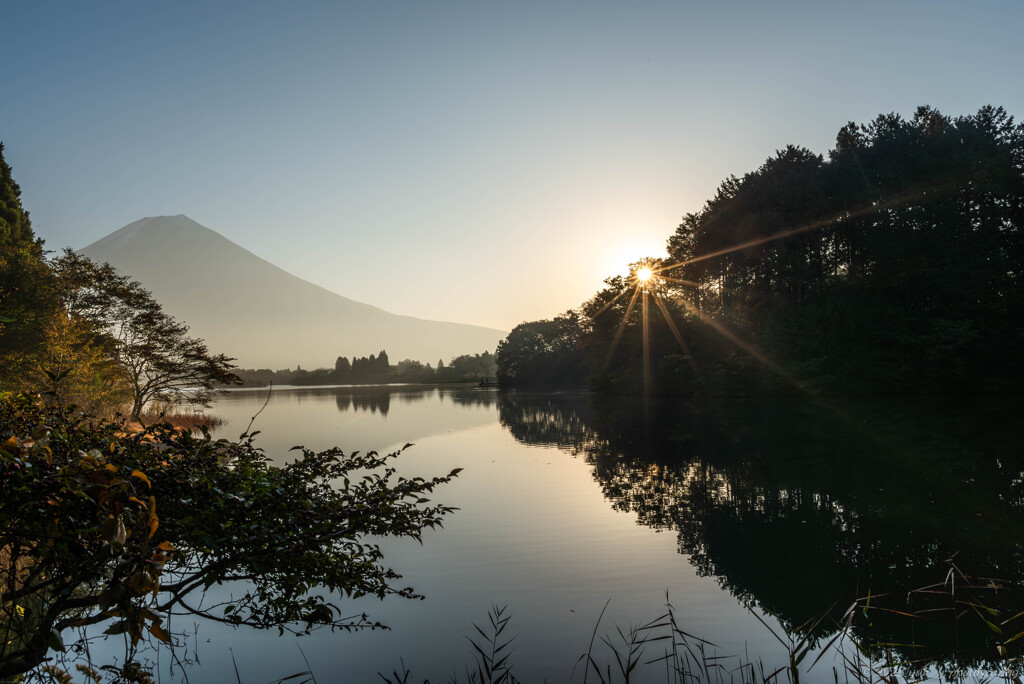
0 143 55 389
0 142 36 249
333 355 352 383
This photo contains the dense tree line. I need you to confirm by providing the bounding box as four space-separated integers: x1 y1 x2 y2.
236 350 498 387
497 106 1024 395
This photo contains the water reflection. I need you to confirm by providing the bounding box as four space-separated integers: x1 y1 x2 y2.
251 384 502 419
336 391 391 415
498 390 1024 672
327 385 497 415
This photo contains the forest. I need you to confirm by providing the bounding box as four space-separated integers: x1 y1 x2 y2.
496 106 1024 396
235 350 497 387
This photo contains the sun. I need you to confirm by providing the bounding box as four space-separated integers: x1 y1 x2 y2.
630 264 655 286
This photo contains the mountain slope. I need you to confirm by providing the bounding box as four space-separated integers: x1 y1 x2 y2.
79 215 505 369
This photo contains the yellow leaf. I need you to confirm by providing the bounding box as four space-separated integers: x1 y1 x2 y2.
149 622 172 644
130 470 151 489
128 570 158 595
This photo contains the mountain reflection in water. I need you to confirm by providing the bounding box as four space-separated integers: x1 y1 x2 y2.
497 390 1024 673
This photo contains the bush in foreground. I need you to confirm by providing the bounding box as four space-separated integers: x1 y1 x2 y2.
0 392 459 679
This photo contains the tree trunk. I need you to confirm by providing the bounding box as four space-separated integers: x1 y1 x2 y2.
130 395 144 421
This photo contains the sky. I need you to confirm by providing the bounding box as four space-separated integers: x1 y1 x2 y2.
3 0 1023 331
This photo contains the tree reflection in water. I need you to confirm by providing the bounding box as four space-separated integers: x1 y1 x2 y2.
336 391 392 416
327 386 498 416
497 390 1024 675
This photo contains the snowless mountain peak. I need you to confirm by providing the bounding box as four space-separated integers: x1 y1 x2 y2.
79 216 505 369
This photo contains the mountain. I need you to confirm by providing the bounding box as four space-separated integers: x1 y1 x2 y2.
79 215 505 369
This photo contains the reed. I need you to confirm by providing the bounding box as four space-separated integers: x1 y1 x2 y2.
381 565 1024 684
135 408 224 432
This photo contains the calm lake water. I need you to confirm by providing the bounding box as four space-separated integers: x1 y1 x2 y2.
92 385 1024 682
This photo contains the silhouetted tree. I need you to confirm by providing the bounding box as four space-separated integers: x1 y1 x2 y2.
51 251 240 419
333 355 352 383
499 105 1024 394
496 313 587 387
660 105 1024 393
0 142 36 249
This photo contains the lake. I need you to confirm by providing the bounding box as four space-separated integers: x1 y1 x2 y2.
93 385 1024 682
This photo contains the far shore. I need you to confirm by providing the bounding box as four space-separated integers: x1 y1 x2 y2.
222 380 494 393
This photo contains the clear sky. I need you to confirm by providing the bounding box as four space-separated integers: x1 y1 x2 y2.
3 1 1022 331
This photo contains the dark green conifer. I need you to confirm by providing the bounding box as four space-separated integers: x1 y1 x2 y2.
0 142 37 249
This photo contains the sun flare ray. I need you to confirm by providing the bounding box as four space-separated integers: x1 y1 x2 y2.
655 182 957 277
651 292 701 380
674 296 805 391
642 288 650 393
655 275 701 288
603 286 641 369
601 184 948 396
590 287 632 320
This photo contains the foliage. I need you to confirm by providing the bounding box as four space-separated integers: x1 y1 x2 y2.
0 142 36 250
441 351 497 382
27 309 132 416
50 250 241 418
0 245 59 389
0 143 57 389
393 358 434 383
495 313 587 387
660 105 1024 394
237 350 497 387
495 105 1024 395
0 148 238 417
0 392 460 678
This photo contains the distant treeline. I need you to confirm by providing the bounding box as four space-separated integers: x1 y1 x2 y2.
234 350 497 387
496 106 1024 395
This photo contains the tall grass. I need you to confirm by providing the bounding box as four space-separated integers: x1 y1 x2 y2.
381 563 1024 684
